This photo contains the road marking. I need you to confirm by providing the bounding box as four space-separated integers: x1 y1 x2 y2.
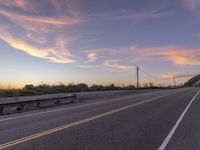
0 90 172 122
158 89 200 150
0 90 185 149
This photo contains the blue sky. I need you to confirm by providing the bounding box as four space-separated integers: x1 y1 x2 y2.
0 0 200 88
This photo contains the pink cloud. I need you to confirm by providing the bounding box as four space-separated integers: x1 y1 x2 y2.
0 26 75 64
0 9 82 26
84 45 200 73
88 52 97 62
0 0 35 11
138 46 200 65
183 0 200 11
0 1 83 64
160 73 194 80
103 60 135 72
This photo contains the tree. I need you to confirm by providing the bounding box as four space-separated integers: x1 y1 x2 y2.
24 84 34 90
149 82 155 88
76 83 88 91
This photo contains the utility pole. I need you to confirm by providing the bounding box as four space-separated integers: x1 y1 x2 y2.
137 66 139 88
173 75 176 87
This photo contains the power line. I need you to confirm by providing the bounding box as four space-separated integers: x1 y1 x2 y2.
138 67 163 82
139 68 158 80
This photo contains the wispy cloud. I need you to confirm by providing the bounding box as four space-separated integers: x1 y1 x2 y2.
0 1 83 64
103 60 135 71
26 32 47 44
0 26 75 64
50 0 62 11
93 9 170 22
0 0 35 11
0 0 199 69
183 0 200 12
161 72 194 80
113 10 170 21
84 45 200 72
50 0 82 18
163 50 200 65
88 52 97 62
138 46 200 65
0 9 82 26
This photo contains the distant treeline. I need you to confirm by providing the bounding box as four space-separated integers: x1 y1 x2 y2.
0 82 179 97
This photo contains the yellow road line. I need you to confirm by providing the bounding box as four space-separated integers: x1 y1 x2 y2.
0 90 187 149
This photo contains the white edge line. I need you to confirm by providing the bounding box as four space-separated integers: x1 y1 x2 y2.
0 89 187 149
0 89 186 122
158 89 200 150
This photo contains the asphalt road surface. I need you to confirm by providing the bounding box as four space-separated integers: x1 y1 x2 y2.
0 88 199 150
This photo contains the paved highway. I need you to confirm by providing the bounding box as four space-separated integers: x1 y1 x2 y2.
0 88 199 150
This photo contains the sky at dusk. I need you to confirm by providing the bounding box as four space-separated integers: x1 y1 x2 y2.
0 0 200 88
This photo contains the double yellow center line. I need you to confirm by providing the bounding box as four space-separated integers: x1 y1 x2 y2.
0 90 187 149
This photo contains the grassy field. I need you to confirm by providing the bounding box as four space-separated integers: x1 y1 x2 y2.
0 83 175 98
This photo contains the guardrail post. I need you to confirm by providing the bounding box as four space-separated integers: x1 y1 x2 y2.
16 104 24 111
55 96 60 104
56 99 60 104
0 94 77 114
70 98 74 103
0 107 3 114
37 100 40 107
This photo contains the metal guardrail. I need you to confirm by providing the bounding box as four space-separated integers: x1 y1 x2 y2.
0 94 77 113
